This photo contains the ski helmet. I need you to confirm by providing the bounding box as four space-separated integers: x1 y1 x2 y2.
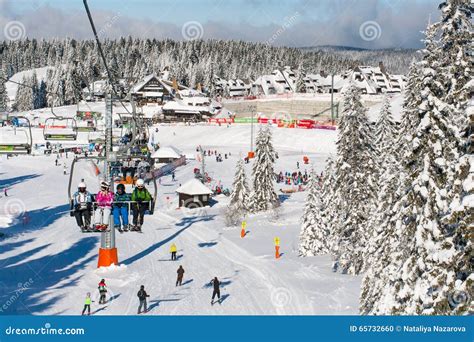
100 180 109 189
78 182 87 189
136 179 145 187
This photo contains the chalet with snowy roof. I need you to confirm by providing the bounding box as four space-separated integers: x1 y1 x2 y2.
176 179 213 208
227 79 251 97
161 100 211 122
131 74 177 106
251 66 297 96
151 146 183 164
347 63 406 94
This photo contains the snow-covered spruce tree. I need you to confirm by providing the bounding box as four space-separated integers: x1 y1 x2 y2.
295 66 306 93
330 84 377 275
320 157 338 251
229 157 250 212
299 169 328 256
373 24 461 315
249 125 279 212
360 63 423 314
437 0 473 129
0 70 8 111
374 95 397 176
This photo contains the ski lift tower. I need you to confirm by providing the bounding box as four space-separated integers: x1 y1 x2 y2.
97 93 118 268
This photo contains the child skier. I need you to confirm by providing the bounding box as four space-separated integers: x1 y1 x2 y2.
82 293 92 315
170 243 177 261
113 183 131 231
94 181 114 231
98 279 107 304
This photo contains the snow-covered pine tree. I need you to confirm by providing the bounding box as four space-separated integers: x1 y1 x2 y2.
0 69 8 111
374 24 461 315
329 84 377 275
320 157 338 252
249 125 279 212
229 157 251 212
295 66 306 93
374 95 397 175
437 0 473 129
299 169 328 256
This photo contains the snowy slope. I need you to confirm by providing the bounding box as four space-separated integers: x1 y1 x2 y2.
0 123 365 315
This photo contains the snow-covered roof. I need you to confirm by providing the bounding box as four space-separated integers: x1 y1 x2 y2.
162 101 204 114
176 179 213 195
151 146 183 159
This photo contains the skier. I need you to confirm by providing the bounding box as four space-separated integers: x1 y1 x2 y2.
72 182 93 231
55 158 58 166
137 285 150 314
171 171 175 182
176 265 185 286
297 161 299 169
81 293 92 315
113 183 131 231
98 279 107 304
210 277 221 305
131 179 152 231
63 163 67 175
170 243 177 261
94 181 114 231
4 188 7 197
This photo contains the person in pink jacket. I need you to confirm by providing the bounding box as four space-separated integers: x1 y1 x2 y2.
94 180 114 231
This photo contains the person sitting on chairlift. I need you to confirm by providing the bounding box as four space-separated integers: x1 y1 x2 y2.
131 179 152 230
72 182 93 231
94 181 114 231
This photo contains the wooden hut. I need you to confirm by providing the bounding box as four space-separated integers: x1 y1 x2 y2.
176 179 213 208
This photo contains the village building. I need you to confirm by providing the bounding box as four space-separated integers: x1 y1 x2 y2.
176 179 213 208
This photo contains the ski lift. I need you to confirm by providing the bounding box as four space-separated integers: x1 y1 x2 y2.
0 115 33 155
76 118 97 132
68 156 158 233
43 116 78 141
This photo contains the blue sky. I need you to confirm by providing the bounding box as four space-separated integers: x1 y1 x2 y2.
1 0 441 48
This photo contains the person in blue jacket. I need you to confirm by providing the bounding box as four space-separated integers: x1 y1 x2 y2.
113 183 131 230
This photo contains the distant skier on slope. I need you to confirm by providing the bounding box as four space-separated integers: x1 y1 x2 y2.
176 265 185 286
170 243 177 261
98 279 107 304
210 277 221 305
137 285 150 314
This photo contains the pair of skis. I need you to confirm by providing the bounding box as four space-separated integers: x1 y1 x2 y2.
118 225 142 233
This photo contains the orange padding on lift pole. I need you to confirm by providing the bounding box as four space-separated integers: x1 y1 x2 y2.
98 248 118 268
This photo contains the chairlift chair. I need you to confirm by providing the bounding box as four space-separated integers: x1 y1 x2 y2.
43 117 78 141
0 116 33 155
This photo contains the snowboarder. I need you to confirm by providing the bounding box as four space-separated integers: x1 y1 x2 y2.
131 179 152 230
82 293 92 315
137 285 150 314
98 279 107 304
72 182 93 231
170 243 177 261
210 277 221 305
113 183 131 231
176 265 185 286
94 181 114 231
